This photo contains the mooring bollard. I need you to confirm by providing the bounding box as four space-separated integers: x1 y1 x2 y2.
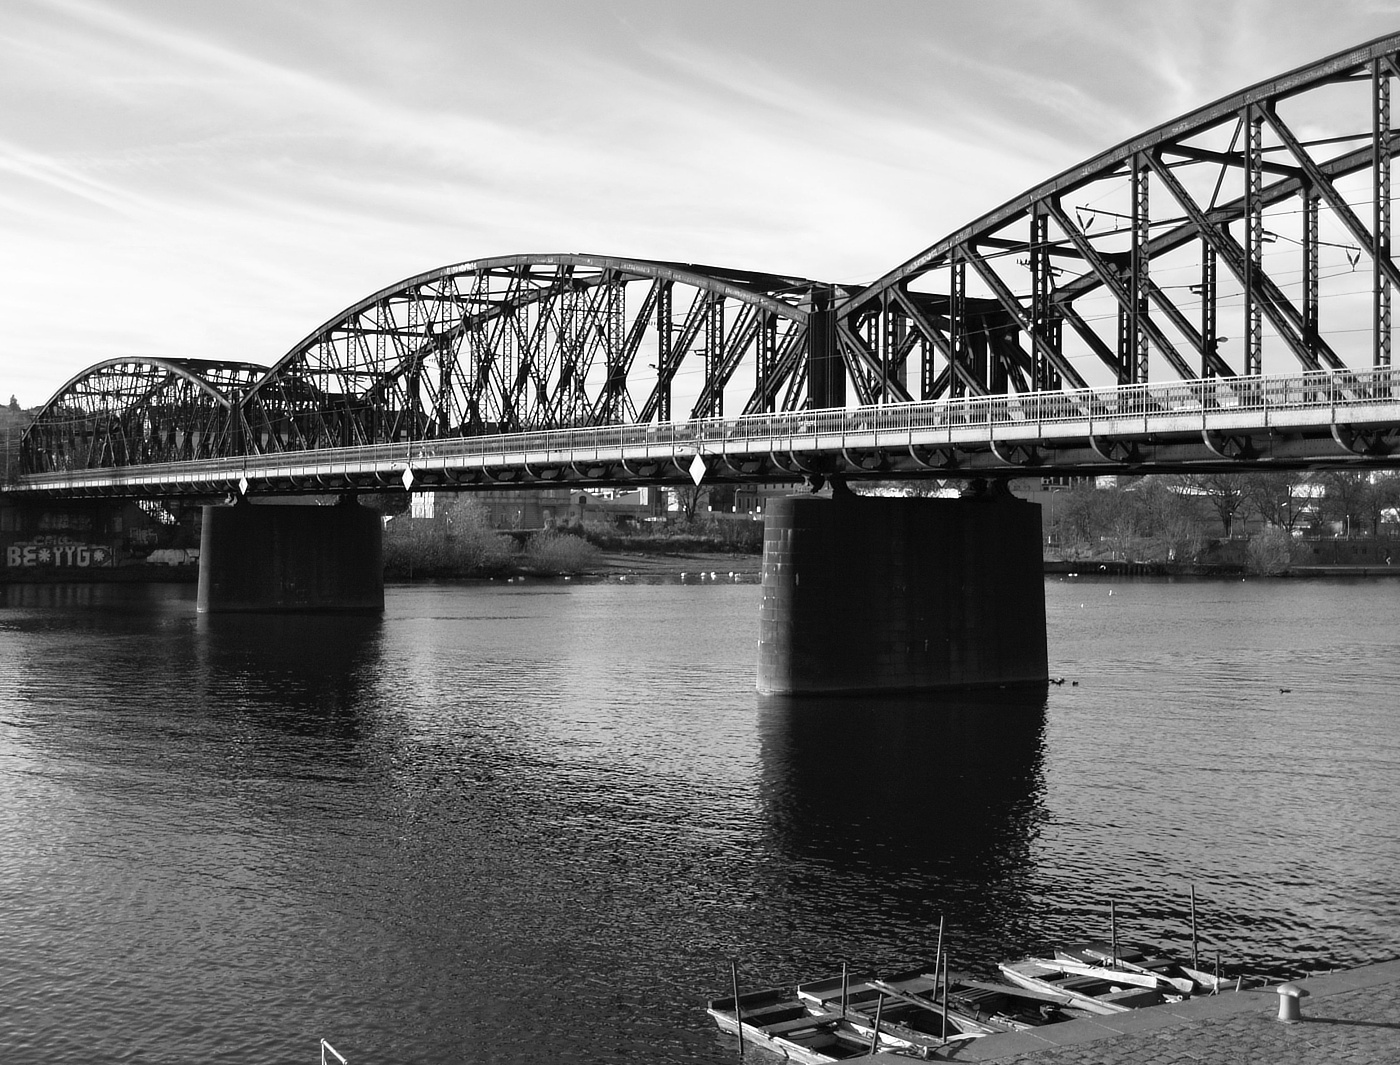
1275 982 1309 1022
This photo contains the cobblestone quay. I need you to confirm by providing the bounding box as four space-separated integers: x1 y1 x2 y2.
872 960 1400 1064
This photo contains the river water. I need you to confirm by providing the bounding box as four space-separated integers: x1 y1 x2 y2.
1 575 1397 1064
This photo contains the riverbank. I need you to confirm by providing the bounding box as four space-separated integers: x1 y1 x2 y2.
1048 559 1400 578
584 550 761 579
8 555 1400 583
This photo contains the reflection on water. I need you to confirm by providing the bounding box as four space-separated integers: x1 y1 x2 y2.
0 580 198 630
192 612 385 742
756 689 1048 971
1 578 1399 1065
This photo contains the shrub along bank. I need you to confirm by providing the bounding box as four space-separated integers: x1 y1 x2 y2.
576 515 763 555
382 499 608 579
382 496 771 579
1044 472 1400 576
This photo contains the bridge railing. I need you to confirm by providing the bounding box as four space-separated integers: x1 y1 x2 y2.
16 366 1400 488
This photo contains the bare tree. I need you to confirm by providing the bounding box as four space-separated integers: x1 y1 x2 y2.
1052 478 1142 559
1165 473 1247 537
1314 470 1388 536
1135 477 1209 561
1371 473 1400 536
1240 471 1312 532
671 483 706 523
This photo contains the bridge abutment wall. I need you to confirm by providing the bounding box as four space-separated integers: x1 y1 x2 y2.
757 492 1047 695
196 501 383 614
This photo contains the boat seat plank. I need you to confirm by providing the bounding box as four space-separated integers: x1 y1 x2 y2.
742 1002 813 1020
875 975 941 996
798 980 880 1004
755 1011 844 1035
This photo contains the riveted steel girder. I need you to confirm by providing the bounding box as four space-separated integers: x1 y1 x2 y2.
235 255 826 459
21 358 266 476
837 31 1400 403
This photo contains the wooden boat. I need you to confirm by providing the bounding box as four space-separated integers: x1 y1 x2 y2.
1053 942 1257 995
707 987 875 1063
919 975 1093 1031
795 969 990 1041
997 956 1167 1014
706 986 966 1063
795 966 1084 1038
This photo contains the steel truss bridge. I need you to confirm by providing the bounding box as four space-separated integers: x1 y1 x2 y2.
14 33 1400 500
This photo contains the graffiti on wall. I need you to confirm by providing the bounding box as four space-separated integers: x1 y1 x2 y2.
5 536 114 568
36 512 95 532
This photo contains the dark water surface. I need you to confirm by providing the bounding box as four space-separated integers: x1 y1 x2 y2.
1 576 1397 1063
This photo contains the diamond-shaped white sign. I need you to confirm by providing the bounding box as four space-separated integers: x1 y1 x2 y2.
688 453 707 486
401 467 415 490
238 475 249 496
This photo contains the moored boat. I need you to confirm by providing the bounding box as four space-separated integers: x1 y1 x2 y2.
924 975 1093 1030
997 956 1167 1013
796 969 993 1041
706 985 966 1063
706 987 873 1063
1053 942 1256 995
797 966 1082 1037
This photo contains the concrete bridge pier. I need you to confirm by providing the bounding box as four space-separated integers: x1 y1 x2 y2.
757 485 1047 695
196 498 384 614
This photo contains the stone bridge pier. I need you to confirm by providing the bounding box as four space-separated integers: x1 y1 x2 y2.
197 498 383 614
757 484 1048 695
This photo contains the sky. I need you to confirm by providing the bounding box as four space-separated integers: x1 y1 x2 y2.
3 0 1400 408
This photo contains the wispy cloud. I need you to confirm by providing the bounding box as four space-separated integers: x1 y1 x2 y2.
0 137 147 217
2 0 1399 403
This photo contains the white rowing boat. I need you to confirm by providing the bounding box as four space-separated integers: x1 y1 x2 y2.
997 957 1166 1013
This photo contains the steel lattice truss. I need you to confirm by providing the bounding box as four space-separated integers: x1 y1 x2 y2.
19 33 1400 487
835 33 1400 405
24 358 267 473
24 256 825 476
238 255 823 454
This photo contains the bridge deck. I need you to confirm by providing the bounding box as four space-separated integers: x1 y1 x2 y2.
12 370 1400 497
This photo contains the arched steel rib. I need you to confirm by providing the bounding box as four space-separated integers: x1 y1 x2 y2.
841 32 1400 315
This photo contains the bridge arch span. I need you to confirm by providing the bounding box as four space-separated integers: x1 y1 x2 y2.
23 357 268 474
836 32 1400 403
240 253 835 456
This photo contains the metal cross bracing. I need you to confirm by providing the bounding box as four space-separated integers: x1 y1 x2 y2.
15 34 1400 500
237 255 824 454
836 33 1400 414
19 357 267 473
18 255 831 490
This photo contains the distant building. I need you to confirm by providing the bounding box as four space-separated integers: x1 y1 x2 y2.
733 483 801 516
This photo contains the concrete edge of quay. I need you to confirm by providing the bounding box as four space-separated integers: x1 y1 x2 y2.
866 959 1400 1063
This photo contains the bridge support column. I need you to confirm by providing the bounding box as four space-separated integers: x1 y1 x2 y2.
196 499 383 614
757 488 1047 695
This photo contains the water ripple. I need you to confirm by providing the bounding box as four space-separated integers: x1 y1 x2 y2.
0 579 1397 1062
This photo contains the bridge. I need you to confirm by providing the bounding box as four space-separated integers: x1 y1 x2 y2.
8 367 1400 497
8 34 1400 694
